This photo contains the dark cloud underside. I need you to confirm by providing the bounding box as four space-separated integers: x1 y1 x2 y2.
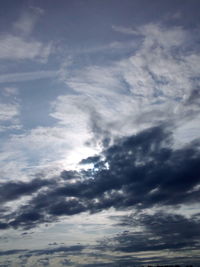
0 125 199 231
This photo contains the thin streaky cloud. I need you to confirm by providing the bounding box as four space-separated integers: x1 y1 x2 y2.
0 70 58 83
112 25 139 35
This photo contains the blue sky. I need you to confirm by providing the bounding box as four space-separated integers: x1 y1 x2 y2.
0 0 200 266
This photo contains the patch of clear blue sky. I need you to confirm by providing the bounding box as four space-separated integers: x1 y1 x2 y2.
2 0 200 45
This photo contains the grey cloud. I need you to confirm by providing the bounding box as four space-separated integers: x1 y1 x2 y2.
0 222 9 230
79 155 101 165
187 88 200 106
0 249 27 256
103 212 200 253
1 125 200 230
31 245 84 256
0 245 84 266
36 257 50 266
60 170 81 180
0 178 54 204
0 246 84 257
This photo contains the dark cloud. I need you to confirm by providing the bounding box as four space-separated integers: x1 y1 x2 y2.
187 87 200 106
1 125 200 230
0 249 27 256
0 222 9 230
9 210 44 229
60 258 74 266
78 263 117 267
0 246 85 267
36 257 50 266
101 212 200 253
30 245 84 256
48 242 58 246
0 178 54 204
1 242 200 267
79 155 101 165
0 246 84 257
60 170 81 180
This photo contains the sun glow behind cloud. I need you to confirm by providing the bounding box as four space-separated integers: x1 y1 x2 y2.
59 144 101 171
0 1 200 266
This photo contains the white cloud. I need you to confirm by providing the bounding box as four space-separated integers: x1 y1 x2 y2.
0 102 19 121
0 100 21 133
112 25 139 35
0 70 58 83
0 34 52 61
13 6 44 36
0 149 27 182
58 23 200 145
113 23 187 47
0 7 52 62
2 87 18 96
0 123 98 181
1 23 199 182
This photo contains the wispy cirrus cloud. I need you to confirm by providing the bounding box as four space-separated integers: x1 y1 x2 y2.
112 25 139 35
0 70 58 83
0 6 52 62
58 23 200 147
0 99 21 133
0 35 52 61
13 6 44 36
2 87 18 96
0 102 19 122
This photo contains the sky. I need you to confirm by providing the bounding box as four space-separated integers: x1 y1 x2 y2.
0 0 200 266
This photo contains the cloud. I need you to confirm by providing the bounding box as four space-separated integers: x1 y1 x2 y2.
0 70 58 83
0 178 55 204
112 25 139 35
0 6 51 62
58 23 200 148
0 101 21 132
0 245 84 258
112 23 187 47
13 6 44 36
0 249 28 256
0 24 200 236
0 125 199 230
2 87 18 96
101 212 200 253
31 245 84 256
0 34 52 61
0 102 19 121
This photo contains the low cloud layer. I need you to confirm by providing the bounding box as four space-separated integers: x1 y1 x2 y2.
104 212 200 253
